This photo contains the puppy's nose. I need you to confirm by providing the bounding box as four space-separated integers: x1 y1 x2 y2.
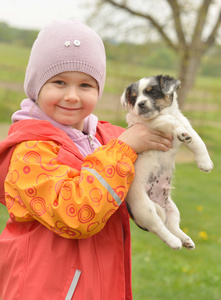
138 101 146 108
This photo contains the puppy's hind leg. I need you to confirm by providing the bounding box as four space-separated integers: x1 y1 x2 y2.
126 189 182 250
164 197 195 250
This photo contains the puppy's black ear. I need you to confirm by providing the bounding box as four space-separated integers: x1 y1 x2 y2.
121 84 132 108
157 75 181 96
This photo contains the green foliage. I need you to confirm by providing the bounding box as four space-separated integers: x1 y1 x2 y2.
0 22 38 47
104 40 221 78
200 45 221 77
105 41 178 70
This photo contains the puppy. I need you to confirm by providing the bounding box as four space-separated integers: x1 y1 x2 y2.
121 75 213 250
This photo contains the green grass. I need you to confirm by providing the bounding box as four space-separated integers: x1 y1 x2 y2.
0 41 221 299
0 88 26 122
0 205 9 233
0 43 29 82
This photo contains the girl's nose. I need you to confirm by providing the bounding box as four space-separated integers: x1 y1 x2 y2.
64 86 80 102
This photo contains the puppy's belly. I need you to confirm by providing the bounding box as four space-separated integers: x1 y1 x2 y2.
134 150 175 209
146 170 172 208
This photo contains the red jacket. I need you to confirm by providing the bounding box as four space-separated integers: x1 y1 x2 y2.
0 120 136 300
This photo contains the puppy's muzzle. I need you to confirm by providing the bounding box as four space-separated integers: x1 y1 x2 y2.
138 100 151 115
138 101 146 109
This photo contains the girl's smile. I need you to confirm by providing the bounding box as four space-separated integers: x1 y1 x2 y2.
38 71 99 131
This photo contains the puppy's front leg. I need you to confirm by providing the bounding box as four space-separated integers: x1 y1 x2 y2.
176 114 213 172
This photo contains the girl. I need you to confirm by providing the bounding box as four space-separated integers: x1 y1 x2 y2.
0 20 172 300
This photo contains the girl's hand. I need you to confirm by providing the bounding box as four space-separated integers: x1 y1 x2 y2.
118 123 173 154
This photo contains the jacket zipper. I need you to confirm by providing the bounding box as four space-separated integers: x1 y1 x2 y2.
88 134 95 150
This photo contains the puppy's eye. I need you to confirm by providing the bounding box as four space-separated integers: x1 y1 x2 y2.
145 86 158 96
149 89 157 96
148 87 160 97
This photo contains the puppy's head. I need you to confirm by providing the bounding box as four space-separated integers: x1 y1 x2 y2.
121 75 181 119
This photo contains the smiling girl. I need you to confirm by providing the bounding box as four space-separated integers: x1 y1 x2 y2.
38 72 99 130
0 20 172 300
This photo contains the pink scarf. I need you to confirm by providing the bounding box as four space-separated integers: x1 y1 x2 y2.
12 99 102 157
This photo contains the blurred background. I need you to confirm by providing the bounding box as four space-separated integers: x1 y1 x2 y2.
0 1 221 299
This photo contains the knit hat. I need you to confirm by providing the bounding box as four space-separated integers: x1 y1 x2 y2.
24 20 106 100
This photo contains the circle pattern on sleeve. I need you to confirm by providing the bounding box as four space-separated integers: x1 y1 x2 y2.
5 139 136 239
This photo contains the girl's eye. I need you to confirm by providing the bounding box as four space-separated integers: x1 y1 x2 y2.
81 83 91 88
53 80 65 85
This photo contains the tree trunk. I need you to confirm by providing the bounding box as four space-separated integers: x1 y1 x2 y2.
177 51 201 108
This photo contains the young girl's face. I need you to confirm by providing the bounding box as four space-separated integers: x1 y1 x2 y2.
38 71 99 131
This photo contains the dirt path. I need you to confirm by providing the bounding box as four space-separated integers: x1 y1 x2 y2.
0 82 23 92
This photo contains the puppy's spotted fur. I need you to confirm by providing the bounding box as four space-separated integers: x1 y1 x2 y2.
121 75 213 250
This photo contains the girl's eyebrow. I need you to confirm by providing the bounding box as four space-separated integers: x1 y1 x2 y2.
52 74 65 79
50 73 97 83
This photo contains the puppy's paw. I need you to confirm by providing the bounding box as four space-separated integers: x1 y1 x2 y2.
197 157 214 173
177 132 192 144
165 236 182 250
182 238 195 250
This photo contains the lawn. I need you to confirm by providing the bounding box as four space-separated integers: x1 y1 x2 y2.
0 42 221 299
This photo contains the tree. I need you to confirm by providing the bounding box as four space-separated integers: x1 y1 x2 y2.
90 0 221 106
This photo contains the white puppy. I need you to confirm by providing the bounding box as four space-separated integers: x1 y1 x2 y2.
121 75 213 250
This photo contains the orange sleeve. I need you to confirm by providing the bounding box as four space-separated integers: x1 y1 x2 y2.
5 139 137 239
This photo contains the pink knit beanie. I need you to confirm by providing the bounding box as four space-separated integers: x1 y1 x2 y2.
24 20 106 100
